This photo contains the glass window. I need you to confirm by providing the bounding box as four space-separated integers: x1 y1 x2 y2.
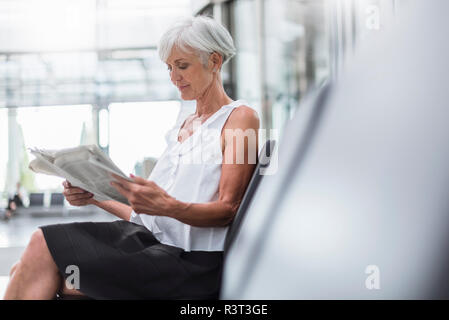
109 101 181 177
233 0 262 117
231 0 397 137
0 108 8 206
16 105 93 191
264 0 330 136
98 108 110 149
232 0 330 137
0 0 191 108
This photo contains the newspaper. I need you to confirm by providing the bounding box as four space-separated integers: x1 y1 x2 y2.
28 145 134 205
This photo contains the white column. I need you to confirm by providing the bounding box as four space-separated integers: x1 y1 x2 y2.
6 108 20 195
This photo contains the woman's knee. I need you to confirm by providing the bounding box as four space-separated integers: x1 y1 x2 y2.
22 229 53 267
9 260 21 277
28 229 47 252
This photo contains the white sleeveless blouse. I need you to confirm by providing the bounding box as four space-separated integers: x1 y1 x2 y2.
129 100 247 251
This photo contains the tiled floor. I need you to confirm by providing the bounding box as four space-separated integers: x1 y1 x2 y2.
0 206 117 248
0 207 118 299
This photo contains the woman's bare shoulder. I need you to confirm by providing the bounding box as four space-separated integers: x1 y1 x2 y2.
225 105 260 130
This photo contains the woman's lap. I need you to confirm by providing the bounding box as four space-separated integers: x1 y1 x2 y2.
39 220 223 299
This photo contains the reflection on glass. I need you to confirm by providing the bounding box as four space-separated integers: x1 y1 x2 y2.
232 0 330 137
233 0 262 117
231 0 397 137
264 0 330 135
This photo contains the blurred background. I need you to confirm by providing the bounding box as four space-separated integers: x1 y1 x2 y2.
0 0 400 295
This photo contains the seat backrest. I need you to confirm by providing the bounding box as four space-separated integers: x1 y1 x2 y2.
224 140 276 254
50 193 64 206
29 193 44 207
222 1 449 299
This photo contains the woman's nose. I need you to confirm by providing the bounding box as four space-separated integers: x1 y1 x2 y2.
170 69 182 82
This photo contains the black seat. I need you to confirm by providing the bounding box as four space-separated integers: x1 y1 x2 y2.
29 193 44 207
224 139 276 253
50 193 64 206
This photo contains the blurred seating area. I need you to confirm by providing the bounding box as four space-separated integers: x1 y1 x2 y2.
20 192 94 217
1 191 97 221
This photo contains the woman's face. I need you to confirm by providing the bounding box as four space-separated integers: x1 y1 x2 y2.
166 46 215 100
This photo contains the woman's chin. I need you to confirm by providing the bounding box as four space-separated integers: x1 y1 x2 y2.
180 93 195 100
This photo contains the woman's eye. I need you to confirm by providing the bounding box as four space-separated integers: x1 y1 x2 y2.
167 64 188 71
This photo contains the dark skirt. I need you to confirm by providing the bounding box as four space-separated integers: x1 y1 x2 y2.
39 220 223 300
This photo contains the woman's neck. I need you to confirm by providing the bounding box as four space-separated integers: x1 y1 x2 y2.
195 76 233 117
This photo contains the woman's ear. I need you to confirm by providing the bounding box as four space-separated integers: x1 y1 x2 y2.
209 52 223 72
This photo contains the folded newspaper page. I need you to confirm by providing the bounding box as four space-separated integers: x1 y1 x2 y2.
28 145 133 205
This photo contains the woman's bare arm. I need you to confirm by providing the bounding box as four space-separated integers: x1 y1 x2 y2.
91 199 133 221
168 106 259 226
62 181 132 221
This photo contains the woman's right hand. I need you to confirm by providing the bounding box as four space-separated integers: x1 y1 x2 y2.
62 180 96 206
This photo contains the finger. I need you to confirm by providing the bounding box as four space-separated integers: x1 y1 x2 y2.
110 173 127 182
70 199 89 206
132 204 154 215
110 181 132 198
66 192 93 199
132 205 142 214
68 193 93 202
111 173 135 191
129 174 149 186
67 187 91 195
64 192 92 202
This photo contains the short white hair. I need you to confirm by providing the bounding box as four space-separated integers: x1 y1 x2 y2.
158 15 236 67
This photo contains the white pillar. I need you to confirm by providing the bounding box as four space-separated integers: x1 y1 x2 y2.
6 108 20 195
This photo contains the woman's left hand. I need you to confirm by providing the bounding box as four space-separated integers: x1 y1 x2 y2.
110 173 176 216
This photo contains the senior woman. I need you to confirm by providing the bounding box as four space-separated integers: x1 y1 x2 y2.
4 15 259 300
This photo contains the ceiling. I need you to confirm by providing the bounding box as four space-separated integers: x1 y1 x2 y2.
0 0 193 108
